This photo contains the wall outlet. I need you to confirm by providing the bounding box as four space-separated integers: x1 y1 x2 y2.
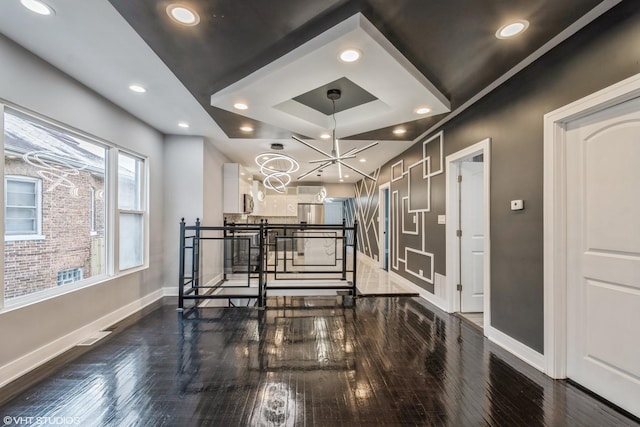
511 200 524 210
438 215 446 224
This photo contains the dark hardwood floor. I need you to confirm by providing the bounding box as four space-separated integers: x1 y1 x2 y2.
0 296 637 426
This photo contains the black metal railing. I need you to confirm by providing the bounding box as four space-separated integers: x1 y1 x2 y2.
178 218 358 311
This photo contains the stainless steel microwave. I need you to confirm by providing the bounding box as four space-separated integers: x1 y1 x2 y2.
243 193 254 213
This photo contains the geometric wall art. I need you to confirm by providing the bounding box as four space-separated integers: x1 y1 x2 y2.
354 131 444 293
391 131 443 285
351 167 380 260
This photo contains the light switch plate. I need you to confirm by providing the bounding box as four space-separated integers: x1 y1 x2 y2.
438 215 446 224
511 200 524 210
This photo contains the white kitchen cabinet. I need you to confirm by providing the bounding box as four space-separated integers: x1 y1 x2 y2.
223 163 253 214
261 189 297 217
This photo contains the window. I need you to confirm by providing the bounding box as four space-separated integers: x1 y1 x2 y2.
3 109 107 302
1 107 148 306
118 152 145 270
57 268 83 286
5 176 41 236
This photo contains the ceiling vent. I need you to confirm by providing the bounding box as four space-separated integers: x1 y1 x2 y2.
270 143 284 150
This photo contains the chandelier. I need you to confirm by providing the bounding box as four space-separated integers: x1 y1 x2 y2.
255 152 299 193
292 88 378 181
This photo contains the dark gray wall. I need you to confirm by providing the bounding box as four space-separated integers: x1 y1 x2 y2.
354 1 640 353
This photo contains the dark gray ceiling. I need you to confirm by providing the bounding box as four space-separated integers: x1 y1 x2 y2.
293 78 377 115
108 0 604 140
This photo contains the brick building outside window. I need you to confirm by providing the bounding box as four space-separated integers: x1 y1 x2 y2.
3 112 106 300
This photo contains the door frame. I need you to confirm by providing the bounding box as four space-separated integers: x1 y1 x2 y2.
378 182 390 270
445 138 491 330
543 72 640 378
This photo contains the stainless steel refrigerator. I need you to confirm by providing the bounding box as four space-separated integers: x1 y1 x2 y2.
297 203 325 225
297 203 324 255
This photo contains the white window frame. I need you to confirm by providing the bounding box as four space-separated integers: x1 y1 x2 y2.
89 187 97 236
4 175 44 241
0 103 149 310
114 150 148 273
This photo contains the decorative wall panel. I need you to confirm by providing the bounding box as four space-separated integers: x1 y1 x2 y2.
353 132 444 293
352 168 380 260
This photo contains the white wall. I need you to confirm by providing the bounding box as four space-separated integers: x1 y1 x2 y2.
0 34 165 385
324 201 344 224
162 135 204 289
202 140 228 284
161 136 229 289
324 183 355 198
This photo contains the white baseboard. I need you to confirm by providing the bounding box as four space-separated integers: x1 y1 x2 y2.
204 273 224 288
358 255 544 375
163 286 179 297
357 251 379 268
389 271 448 312
486 325 545 372
0 288 165 388
163 273 224 297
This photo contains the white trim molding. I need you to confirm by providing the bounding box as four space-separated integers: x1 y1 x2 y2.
389 270 448 312
445 138 491 330
357 250 379 269
0 288 165 388
543 72 640 379
378 182 390 270
486 325 545 372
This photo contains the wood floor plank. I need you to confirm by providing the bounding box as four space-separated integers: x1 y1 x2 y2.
0 296 637 426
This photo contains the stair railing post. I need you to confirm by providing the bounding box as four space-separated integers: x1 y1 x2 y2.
193 218 201 296
178 218 185 310
352 220 358 296
258 220 265 308
223 217 228 282
341 217 347 280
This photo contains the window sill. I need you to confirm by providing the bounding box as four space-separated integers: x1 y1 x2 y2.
0 264 149 314
4 234 45 242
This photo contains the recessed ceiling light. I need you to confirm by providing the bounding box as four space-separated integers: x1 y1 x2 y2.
344 175 350 178
166 4 200 26
20 0 54 15
393 128 407 135
240 126 254 132
320 133 331 139
339 49 361 63
415 107 431 115
359 158 366 163
234 103 248 110
496 20 529 39
340 179 344 182
129 84 146 93
178 122 189 128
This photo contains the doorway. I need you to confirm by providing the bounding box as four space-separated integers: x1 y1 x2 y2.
378 182 390 271
446 139 491 331
544 73 640 418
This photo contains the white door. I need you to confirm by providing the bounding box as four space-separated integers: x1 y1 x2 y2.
378 184 390 271
566 96 640 417
460 160 484 313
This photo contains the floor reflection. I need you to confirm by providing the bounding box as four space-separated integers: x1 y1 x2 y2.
0 296 637 426
488 352 544 426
